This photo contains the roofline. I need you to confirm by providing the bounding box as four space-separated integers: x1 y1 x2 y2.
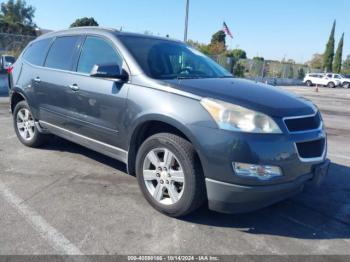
36 26 183 43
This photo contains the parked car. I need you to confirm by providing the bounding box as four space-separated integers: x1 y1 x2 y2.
303 73 341 88
332 73 350 88
0 54 16 73
8 27 330 217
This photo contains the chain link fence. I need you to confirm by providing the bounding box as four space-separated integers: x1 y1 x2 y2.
0 32 36 57
0 33 36 94
212 55 322 85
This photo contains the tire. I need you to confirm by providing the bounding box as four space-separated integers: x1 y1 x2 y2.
305 80 313 87
136 133 206 217
327 82 335 88
343 82 350 89
13 101 50 147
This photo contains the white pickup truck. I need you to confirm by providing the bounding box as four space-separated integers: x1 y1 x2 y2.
303 73 343 88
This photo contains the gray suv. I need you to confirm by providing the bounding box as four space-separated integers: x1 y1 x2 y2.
8 27 330 217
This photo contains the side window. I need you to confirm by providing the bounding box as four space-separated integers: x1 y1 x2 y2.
77 36 122 74
327 74 332 78
22 38 51 66
45 36 80 71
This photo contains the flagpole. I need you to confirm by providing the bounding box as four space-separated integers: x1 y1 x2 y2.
184 0 189 42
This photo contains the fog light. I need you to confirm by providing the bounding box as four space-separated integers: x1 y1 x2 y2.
233 162 283 180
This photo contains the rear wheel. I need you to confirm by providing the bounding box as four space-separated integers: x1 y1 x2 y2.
327 82 335 88
136 133 205 217
13 101 50 147
305 80 313 87
343 82 350 89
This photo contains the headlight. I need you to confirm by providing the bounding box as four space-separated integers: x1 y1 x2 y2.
201 98 282 133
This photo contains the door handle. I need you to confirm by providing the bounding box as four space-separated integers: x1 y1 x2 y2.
69 84 79 92
34 77 41 83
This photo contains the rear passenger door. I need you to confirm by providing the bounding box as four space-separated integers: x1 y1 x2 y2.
35 35 83 127
66 35 130 148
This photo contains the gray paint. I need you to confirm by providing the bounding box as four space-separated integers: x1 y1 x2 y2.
8 27 329 213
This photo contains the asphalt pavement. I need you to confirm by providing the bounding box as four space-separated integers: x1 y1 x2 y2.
0 85 349 255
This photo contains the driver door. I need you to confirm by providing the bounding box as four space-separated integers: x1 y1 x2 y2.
67 35 130 148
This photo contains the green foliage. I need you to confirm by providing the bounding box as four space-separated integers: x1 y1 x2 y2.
211 30 226 45
333 33 344 73
323 20 336 72
233 62 245 77
297 68 305 80
342 55 350 74
253 56 264 61
188 29 229 56
0 0 36 35
308 53 323 69
70 17 99 28
226 49 247 60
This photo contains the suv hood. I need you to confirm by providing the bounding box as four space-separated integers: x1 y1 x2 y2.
163 78 316 117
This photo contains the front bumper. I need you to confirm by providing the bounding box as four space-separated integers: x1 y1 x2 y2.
206 159 330 213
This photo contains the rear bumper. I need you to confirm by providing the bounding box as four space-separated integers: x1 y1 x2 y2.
206 159 330 214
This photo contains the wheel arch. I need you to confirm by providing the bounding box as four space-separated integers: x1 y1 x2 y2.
10 90 27 113
127 114 204 177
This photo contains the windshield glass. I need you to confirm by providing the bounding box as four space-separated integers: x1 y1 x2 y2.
119 36 232 80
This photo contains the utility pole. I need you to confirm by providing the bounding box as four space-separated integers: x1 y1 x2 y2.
184 0 189 42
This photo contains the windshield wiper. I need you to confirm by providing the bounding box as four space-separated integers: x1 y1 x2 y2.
176 76 202 80
218 76 234 78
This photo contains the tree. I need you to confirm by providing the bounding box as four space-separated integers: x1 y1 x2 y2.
206 41 226 55
70 17 99 28
342 55 350 74
297 68 305 80
0 0 36 35
323 20 336 72
253 56 264 62
211 30 226 45
226 49 247 60
308 53 323 69
233 62 245 77
333 33 344 73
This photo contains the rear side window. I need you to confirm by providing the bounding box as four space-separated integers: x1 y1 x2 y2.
23 38 51 66
77 36 122 74
45 36 80 71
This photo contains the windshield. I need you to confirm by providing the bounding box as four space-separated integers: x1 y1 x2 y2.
119 36 232 80
4 56 15 63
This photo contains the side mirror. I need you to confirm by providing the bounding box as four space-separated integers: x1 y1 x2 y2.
90 63 128 81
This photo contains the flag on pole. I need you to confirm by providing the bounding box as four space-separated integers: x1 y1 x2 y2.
223 22 233 39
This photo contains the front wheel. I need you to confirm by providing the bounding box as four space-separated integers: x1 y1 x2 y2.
343 82 350 89
305 80 313 87
327 82 335 88
136 133 205 217
13 101 50 147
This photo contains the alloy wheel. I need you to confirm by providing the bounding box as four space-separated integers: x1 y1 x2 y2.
142 148 185 205
16 108 35 141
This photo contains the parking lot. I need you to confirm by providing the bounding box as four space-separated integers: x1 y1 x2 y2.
0 83 350 255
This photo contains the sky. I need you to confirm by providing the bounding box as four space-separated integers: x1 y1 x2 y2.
23 0 350 63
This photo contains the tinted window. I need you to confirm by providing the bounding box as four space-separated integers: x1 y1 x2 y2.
23 38 51 66
119 36 231 80
5 56 15 63
45 36 80 71
77 36 122 74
